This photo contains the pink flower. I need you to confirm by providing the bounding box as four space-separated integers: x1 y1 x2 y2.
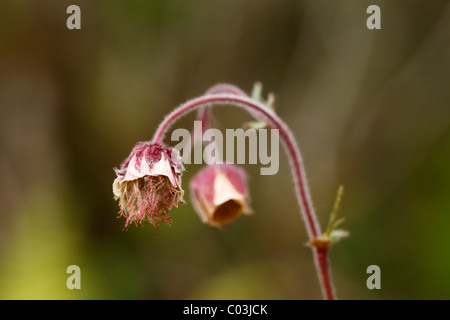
113 142 185 230
189 164 252 227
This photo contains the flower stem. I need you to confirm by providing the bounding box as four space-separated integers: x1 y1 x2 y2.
314 247 335 300
196 84 249 142
152 91 336 300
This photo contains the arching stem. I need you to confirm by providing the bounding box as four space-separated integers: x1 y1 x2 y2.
152 92 336 300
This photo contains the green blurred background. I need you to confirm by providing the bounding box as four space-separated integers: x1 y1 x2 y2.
0 0 449 299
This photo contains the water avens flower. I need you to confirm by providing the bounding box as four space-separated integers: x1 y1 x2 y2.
189 164 251 227
113 141 185 230
112 83 347 299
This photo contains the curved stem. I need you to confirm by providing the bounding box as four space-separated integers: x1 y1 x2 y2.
198 83 249 135
152 93 336 300
198 84 249 163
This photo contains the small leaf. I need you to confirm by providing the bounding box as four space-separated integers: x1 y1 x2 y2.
243 82 276 130
329 229 350 243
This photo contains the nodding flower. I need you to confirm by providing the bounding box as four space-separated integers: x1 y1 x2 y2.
189 164 252 227
113 141 185 230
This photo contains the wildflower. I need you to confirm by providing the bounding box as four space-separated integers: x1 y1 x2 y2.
113 141 185 229
189 164 251 227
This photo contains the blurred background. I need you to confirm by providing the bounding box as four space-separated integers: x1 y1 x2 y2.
0 0 449 299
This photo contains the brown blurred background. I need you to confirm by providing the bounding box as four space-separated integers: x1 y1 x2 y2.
0 0 449 299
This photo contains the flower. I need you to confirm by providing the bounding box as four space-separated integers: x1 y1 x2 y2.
113 141 185 230
189 164 251 227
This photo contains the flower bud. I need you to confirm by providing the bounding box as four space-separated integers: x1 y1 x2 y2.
189 164 251 227
113 141 185 230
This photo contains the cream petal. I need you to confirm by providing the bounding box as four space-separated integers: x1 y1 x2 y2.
123 155 142 181
138 155 153 176
121 152 181 188
213 171 245 207
170 149 184 174
112 175 123 197
148 153 179 187
202 200 216 218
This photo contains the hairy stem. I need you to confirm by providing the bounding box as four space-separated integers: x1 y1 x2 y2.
314 247 335 300
152 91 336 300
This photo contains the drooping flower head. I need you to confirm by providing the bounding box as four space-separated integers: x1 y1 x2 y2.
113 141 185 230
189 164 251 227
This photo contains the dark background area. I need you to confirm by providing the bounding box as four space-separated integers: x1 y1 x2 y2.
0 0 449 299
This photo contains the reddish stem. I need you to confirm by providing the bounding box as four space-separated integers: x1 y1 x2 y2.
199 83 248 134
314 246 335 300
152 92 336 300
